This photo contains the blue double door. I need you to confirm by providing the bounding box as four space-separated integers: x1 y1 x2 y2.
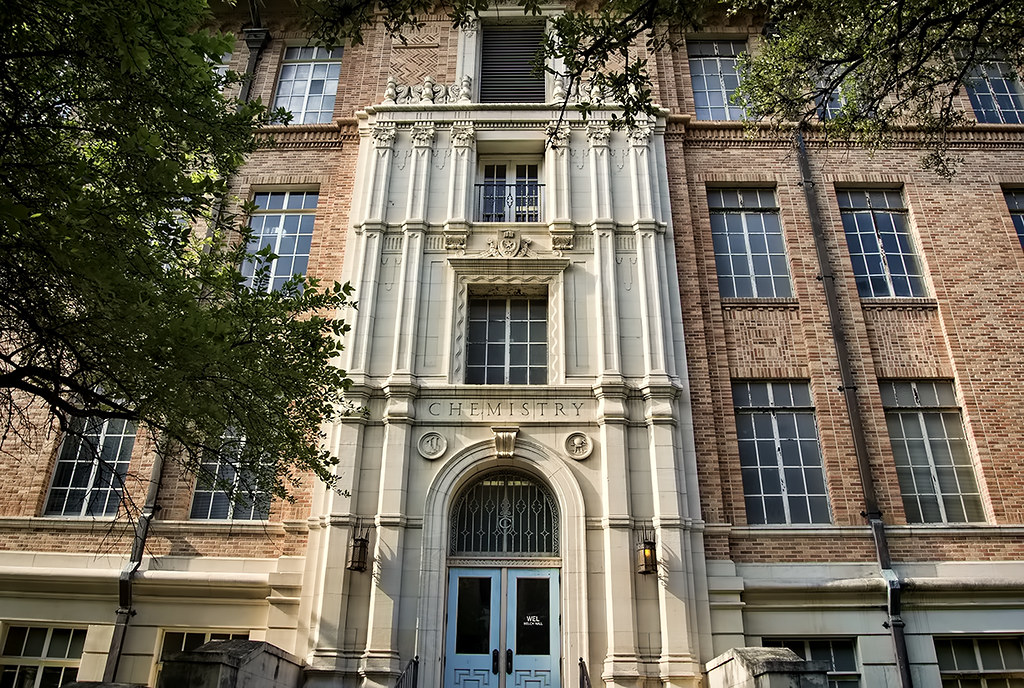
444 567 561 688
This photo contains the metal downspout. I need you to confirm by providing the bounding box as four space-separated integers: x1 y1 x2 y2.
101 449 164 682
237 0 270 106
794 129 914 688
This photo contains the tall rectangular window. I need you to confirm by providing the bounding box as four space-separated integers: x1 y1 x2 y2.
273 46 342 124
190 436 270 521
688 40 745 121
1005 190 1024 249
0 626 85 688
837 189 927 298
477 163 542 222
967 62 1024 124
480 24 545 103
734 381 831 525
881 380 984 524
708 188 792 298
763 639 860 687
45 417 136 517
243 191 317 292
935 636 1024 687
466 297 547 384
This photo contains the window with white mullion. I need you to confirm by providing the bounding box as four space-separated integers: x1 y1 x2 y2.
709 188 792 298
838 189 926 298
0 625 86 688
688 40 746 121
45 417 136 517
273 46 342 125
478 162 541 223
243 191 317 292
881 380 984 524
935 636 1024 688
1005 190 1024 249
763 638 860 688
967 61 1024 124
190 435 270 521
734 381 831 525
466 297 547 385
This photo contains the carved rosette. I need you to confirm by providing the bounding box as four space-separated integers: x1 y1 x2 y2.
564 432 593 460
451 123 476 148
371 124 397 149
411 123 436 147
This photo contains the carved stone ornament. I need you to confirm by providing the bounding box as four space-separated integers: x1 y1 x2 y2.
546 122 571 149
484 229 533 258
417 432 448 460
444 231 467 252
371 124 397 148
629 122 653 146
493 426 519 459
451 123 476 147
552 234 574 253
411 123 436 146
564 432 593 460
587 123 611 146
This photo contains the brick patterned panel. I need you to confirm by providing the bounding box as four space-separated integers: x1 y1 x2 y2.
722 304 809 379
862 304 953 378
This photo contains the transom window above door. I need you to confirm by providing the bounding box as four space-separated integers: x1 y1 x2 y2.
450 471 559 556
476 162 543 223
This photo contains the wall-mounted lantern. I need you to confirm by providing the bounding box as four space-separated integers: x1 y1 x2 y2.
347 528 370 572
635 525 657 576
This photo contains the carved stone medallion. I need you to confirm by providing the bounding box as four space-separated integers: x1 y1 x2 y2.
417 432 447 460
564 432 593 460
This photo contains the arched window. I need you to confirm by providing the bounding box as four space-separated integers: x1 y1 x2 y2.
450 471 559 556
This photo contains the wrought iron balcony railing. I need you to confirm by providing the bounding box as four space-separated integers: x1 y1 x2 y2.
474 182 544 223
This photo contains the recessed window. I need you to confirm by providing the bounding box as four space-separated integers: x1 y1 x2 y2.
243 191 317 292
45 417 136 517
733 381 831 525
190 436 270 521
763 638 860 687
881 380 984 524
708 188 792 298
476 162 542 222
480 24 545 103
1005 190 1024 249
0 625 86 688
273 46 342 124
155 630 249 686
966 62 1024 124
466 297 547 384
934 636 1024 687
837 189 927 298
688 40 745 121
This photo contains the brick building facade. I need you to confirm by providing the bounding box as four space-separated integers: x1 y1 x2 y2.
2 3 1023 688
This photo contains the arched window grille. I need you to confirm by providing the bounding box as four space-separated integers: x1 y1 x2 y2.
450 472 559 557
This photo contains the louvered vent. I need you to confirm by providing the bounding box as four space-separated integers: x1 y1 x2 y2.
480 24 546 103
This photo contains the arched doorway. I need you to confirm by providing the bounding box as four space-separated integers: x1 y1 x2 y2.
444 471 561 688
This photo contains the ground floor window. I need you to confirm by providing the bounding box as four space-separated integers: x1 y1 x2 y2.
153 630 249 685
762 638 860 687
0 625 85 688
935 636 1024 687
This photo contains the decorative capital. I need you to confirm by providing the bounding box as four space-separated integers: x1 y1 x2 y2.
411 123 436 146
587 122 611 146
492 426 519 459
451 123 475 147
444 231 467 252
629 122 653 146
371 124 397 148
552 233 574 254
546 121 571 149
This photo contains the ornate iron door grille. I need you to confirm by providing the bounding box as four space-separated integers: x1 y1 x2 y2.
450 472 559 557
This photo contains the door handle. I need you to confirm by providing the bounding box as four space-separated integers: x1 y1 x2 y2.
506 649 514 674
492 649 499 674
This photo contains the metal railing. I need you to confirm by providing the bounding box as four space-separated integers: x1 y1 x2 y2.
395 655 419 688
579 657 591 688
474 182 544 222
